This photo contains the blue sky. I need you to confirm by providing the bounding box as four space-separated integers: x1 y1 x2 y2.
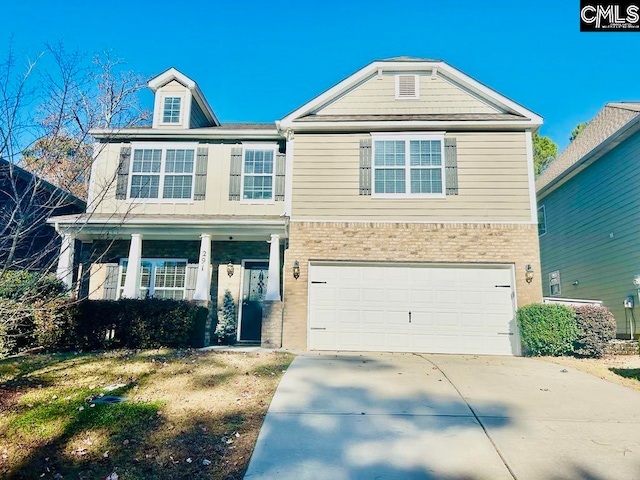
5 0 640 150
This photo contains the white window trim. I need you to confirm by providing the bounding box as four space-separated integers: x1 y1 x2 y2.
395 74 420 100
127 142 198 203
159 94 186 126
118 258 188 299
538 205 547 237
371 133 446 198
240 143 278 204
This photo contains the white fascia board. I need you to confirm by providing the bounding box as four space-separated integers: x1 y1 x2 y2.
437 63 543 125
283 119 541 131
47 216 287 227
90 128 282 140
148 67 196 91
280 60 386 125
280 59 542 127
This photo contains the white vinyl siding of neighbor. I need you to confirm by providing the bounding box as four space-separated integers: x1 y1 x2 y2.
291 132 531 222
88 142 283 216
538 131 640 335
315 73 501 116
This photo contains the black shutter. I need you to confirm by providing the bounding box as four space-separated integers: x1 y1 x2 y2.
359 138 372 195
275 151 286 201
445 138 458 195
194 146 208 201
229 147 242 201
115 146 131 199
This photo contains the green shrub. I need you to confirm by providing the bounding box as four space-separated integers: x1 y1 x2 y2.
33 298 208 351
517 303 578 356
215 290 237 345
572 305 616 358
0 271 66 301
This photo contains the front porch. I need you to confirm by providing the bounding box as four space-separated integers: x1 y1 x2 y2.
49 214 288 347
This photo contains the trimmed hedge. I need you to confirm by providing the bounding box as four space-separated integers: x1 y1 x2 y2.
573 305 616 358
34 298 209 352
517 303 578 356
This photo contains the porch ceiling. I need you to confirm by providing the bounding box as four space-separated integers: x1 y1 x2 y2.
47 214 288 242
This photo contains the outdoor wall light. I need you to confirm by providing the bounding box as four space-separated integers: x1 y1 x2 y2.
633 275 640 287
293 260 300 280
525 265 534 283
227 261 234 278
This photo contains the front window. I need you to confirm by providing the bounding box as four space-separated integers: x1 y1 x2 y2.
373 135 444 197
129 144 196 200
119 258 187 299
242 147 275 201
162 97 182 124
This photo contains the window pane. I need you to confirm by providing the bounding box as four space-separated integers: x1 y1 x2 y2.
166 149 194 173
154 261 187 299
132 149 162 173
410 140 442 166
374 169 405 194
374 140 405 166
243 149 274 200
243 175 273 200
163 175 193 199
163 97 181 123
410 168 442 194
130 175 160 198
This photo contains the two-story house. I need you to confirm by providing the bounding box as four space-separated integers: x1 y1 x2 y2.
50 57 543 355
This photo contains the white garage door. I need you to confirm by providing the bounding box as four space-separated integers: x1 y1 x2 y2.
308 263 519 356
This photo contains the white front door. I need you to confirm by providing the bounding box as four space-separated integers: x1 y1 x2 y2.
308 263 519 355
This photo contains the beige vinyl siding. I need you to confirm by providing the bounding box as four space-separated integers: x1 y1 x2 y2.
89 142 283 216
316 73 501 115
291 132 532 222
538 130 640 336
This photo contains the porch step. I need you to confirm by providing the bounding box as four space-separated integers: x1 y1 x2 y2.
236 340 261 346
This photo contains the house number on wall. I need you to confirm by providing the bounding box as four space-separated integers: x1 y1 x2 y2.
200 251 208 271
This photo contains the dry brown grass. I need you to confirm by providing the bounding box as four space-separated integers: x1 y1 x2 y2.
0 349 293 480
544 355 640 393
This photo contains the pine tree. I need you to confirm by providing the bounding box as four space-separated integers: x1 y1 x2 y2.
215 289 237 344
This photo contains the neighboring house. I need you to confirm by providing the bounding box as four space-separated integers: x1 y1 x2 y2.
49 57 543 355
0 157 85 272
536 102 640 339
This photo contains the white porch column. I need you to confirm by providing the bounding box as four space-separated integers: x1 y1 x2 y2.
56 233 75 291
193 233 212 301
265 234 281 301
122 233 143 299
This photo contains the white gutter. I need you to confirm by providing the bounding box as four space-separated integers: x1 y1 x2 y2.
279 119 542 131
90 128 282 140
47 217 287 227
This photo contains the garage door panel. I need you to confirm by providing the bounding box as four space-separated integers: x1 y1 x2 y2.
308 264 518 355
360 310 386 326
409 311 434 326
435 290 458 306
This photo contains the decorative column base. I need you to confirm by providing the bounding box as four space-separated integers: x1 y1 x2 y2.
261 300 283 348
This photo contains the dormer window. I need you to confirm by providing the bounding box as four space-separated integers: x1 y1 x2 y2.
395 75 419 99
162 97 182 124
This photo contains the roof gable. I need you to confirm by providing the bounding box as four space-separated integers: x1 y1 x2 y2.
279 59 542 129
537 103 640 197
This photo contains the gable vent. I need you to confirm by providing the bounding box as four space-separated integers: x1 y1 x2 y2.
396 75 419 99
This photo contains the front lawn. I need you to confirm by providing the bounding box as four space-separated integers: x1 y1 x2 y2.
544 354 640 393
0 349 293 480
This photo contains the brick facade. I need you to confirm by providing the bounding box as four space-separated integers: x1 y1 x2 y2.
282 222 542 350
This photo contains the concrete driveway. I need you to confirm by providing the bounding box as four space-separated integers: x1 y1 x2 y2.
244 353 640 480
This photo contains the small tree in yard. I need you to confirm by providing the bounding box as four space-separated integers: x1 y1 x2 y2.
572 305 616 358
215 289 237 345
